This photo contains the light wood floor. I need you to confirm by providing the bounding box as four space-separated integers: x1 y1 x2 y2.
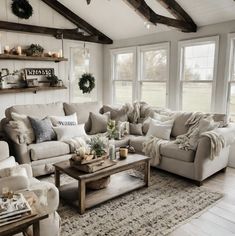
169 167 235 236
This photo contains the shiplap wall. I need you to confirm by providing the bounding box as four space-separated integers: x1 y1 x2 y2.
0 0 103 119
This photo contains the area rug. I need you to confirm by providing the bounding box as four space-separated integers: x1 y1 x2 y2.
42 169 223 236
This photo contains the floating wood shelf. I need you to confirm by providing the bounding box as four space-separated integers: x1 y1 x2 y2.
0 85 67 94
0 54 68 62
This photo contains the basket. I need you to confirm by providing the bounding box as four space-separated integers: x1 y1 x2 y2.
86 176 111 190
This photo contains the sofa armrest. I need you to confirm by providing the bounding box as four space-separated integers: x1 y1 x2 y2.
20 164 33 178
212 124 235 146
4 124 26 145
11 142 31 164
30 181 59 214
0 176 29 194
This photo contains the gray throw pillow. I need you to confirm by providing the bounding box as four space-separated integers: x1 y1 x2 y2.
102 105 128 122
29 117 56 143
89 112 110 135
129 123 143 136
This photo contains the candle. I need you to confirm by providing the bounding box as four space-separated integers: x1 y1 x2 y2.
48 51 52 57
59 49 63 58
4 45 9 54
17 46 22 55
119 147 128 159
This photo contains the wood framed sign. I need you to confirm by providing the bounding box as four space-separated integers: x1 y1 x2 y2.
25 68 54 77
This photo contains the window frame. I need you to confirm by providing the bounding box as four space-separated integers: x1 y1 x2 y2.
225 33 235 119
110 47 137 105
177 36 219 112
138 42 170 107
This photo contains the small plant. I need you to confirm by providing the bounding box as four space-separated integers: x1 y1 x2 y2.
107 119 117 139
88 136 107 157
46 74 59 86
26 44 44 57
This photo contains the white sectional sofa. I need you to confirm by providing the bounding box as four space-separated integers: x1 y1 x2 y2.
1 102 234 185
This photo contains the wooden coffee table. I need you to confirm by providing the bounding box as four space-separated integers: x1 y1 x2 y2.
54 154 151 214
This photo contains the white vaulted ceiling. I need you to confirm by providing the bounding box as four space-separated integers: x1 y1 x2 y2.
58 0 235 40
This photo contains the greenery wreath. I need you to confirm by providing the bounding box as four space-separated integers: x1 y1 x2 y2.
11 0 33 19
78 73 95 94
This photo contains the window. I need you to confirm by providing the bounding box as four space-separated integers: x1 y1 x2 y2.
226 33 235 121
139 43 169 107
178 36 219 112
70 46 95 102
111 48 136 104
111 44 169 107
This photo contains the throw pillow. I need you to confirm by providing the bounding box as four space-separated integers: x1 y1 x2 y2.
29 117 56 143
117 121 130 137
146 118 174 140
10 166 28 178
49 113 78 126
129 123 143 136
11 112 35 144
89 112 110 135
53 124 87 141
102 105 128 122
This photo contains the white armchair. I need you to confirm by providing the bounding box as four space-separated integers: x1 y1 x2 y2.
0 141 60 236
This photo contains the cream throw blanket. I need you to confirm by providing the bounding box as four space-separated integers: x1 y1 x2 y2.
62 136 89 153
201 131 225 160
142 137 169 166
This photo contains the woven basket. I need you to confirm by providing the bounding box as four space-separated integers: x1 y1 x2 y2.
86 176 111 190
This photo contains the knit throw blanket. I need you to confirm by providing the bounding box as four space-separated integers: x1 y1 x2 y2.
201 131 225 160
142 137 169 166
62 136 89 153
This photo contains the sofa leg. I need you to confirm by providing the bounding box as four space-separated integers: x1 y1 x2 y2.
221 167 227 173
195 180 203 187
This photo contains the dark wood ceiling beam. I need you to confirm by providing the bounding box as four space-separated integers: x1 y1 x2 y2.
125 0 197 32
41 0 112 44
157 0 197 31
0 21 102 43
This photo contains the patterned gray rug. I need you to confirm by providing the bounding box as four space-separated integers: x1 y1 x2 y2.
43 169 222 236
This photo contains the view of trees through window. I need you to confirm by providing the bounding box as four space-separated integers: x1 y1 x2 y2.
180 41 216 112
112 45 169 106
141 48 168 106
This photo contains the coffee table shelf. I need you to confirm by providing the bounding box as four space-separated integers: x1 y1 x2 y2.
59 172 145 209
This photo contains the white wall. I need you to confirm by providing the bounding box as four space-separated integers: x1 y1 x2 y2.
0 0 103 119
103 20 235 112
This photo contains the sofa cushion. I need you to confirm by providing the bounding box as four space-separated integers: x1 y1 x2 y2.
114 136 131 148
63 102 101 132
29 141 70 161
5 102 65 120
129 136 148 154
171 112 192 138
160 142 195 162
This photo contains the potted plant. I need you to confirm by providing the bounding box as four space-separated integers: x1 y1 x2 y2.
88 136 107 157
46 75 59 87
25 44 44 57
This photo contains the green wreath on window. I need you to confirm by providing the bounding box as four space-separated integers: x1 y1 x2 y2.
78 73 95 94
11 0 33 19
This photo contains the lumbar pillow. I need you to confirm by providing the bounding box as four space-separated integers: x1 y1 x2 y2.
49 113 78 126
146 118 174 140
89 112 110 135
10 112 35 144
53 124 87 141
129 123 143 136
29 117 56 143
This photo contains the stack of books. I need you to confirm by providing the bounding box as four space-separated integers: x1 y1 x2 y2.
0 193 32 226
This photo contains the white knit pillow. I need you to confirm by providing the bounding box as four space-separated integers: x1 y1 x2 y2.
146 118 174 140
